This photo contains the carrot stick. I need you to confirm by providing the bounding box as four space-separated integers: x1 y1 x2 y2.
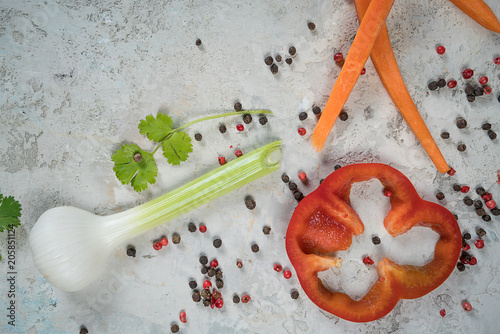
449 0 500 33
311 0 396 152
354 0 450 173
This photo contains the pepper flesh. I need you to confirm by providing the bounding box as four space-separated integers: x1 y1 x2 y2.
285 163 461 322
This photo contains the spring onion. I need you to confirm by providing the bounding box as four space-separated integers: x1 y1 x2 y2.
30 141 282 292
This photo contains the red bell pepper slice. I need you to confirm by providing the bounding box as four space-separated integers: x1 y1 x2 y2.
285 163 462 322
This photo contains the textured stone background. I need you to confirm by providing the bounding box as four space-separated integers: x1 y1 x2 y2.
0 0 499 333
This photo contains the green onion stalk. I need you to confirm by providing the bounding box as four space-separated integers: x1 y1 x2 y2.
30 141 282 292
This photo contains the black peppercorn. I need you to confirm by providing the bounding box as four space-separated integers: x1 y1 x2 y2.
233 295 240 303
289 182 298 191
463 197 473 206
498 94 500 103
282 174 290 183
201 289 211 299
289 46 296 56
476 228 486 237
263 226 271 235
291 290 299 299
213 238 222 248
126 247 136 257
453 214 458 221
372 236 381 245
294 191 304 201
194 133 202 141
428 81 438 91
308 22 316 30
482 122 492 130
270 63 279 74
192 290 201 302
171 324 179 333
440 131 450 139
456 118 467 129
208 268 215 277
482 215 492 222
251 243 259 253
452 184 461 192
491 208 500 216
203 299 210 307
195 39 202 46
275 55 282 62
437 78 446 88
339 111 348 121
319 178 324 184
464 85 474 95
216 278 224 289
201 266 208 274
219 124 227 133
80 327 89 334
462 232 471 240
285 58 292 65
259 116 268 125
456 262 465 272
474 87 484 96
474 200 483 209
245 196 256 210
215 269 223 279
189 280 197 289
312 106 321 115
264 56 274 65
299 111 308 121
488 130 497 140
199 255 208 265
467 95 476 102
243 114 252 124
476 187 486 195
172 234 181 244
436 192 445 200
476 208 486 216
457 143 466 152
334 164 342 170
234 101 242 111
188 222 197 232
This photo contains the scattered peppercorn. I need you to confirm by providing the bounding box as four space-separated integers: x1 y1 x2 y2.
207 267 215 277
447 80 457 88
333 52 343 62
259 116 268 125
199 255 208 265
339 111 348 121
219 124 227 133
236 260 243 268
233 295 240 303
199 224 207 233
264 56 273 65
463 197 473 206
479 76 489 85
462 68 474 79
245 196 256 210
201 266 208 274
456 118 467 129
464 85 474 95
452 184 461 192
312 106 321 115
291 290 299 299
188 280 197 289
372 236 381 245
436 45 445 54
202 299 210 307
236 124 244 131
80 327 88 334
270 63 279 74
171 324 179 333
456 262 465 271
234 101 242 111
474 200 483 209
286 58 292 65
482 122 492 130
476 228 486 237
436 192 445 200
476 208 486 216
293 191 304 201
243 114 252 124
491 208 500 216
195 39 202 46
192 290 201 302
440 131 450 139
188 222 197 232
437 78 446 88
263 226 271 235
462 301 472 312
474 87 483 96
289 46 296 56
428 81 438 91
299 111 308 121
282 174 290 183
482 215 492 222
476 187 486 196
289 182 298 191
194 133 202 141
308 22 316 30
241 295 251 303
462 232 471 241
126 247 136 257
467 95 475 102
213 238 222 248
334 164 342 170
283 270 292 279
275 55 282 62
251 243 260 253
488 130 497 140
216 279 224 289
457 143 466 152
215 269 223 279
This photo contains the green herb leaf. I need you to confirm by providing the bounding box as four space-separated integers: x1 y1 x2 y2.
162 131 193 165
112 144 158 192
0 193 22 233
138 114 174 142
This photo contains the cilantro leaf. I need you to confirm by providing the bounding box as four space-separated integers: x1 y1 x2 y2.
138 114 174 142
112 144 158 192
162 131 193 165
0 193 22 233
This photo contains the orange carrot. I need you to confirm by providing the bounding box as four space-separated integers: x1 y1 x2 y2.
311 0 396 152
354 0 450 173
449 0 500 33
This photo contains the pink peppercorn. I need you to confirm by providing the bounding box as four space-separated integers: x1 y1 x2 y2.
203 280 212 289
363 256 374 265
161 237 168 246
436 45 446 55
235 149 243 157
475 239 485 249
462 68 474 79
274 264 283 272
447 80 457 88
462 243 470 251
383 189 392 197
179 311 187 323
298 127 306 136
439 309 446 317
199 224 207 233
479 76 488 85
241 295 251 303
215 298 224 308
469 257 477 266
360 68 366 75
482 193 493 201
283 270 292 279
483 86 492 94
495 57 500 65
460 186 470 193
486 200 496 209
298 172 307 181
236 124 244 131
218 156 226 165
447 168 456 176
462 301 472 312
153 242 162 250
210 259 219 268
333 52 343 62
